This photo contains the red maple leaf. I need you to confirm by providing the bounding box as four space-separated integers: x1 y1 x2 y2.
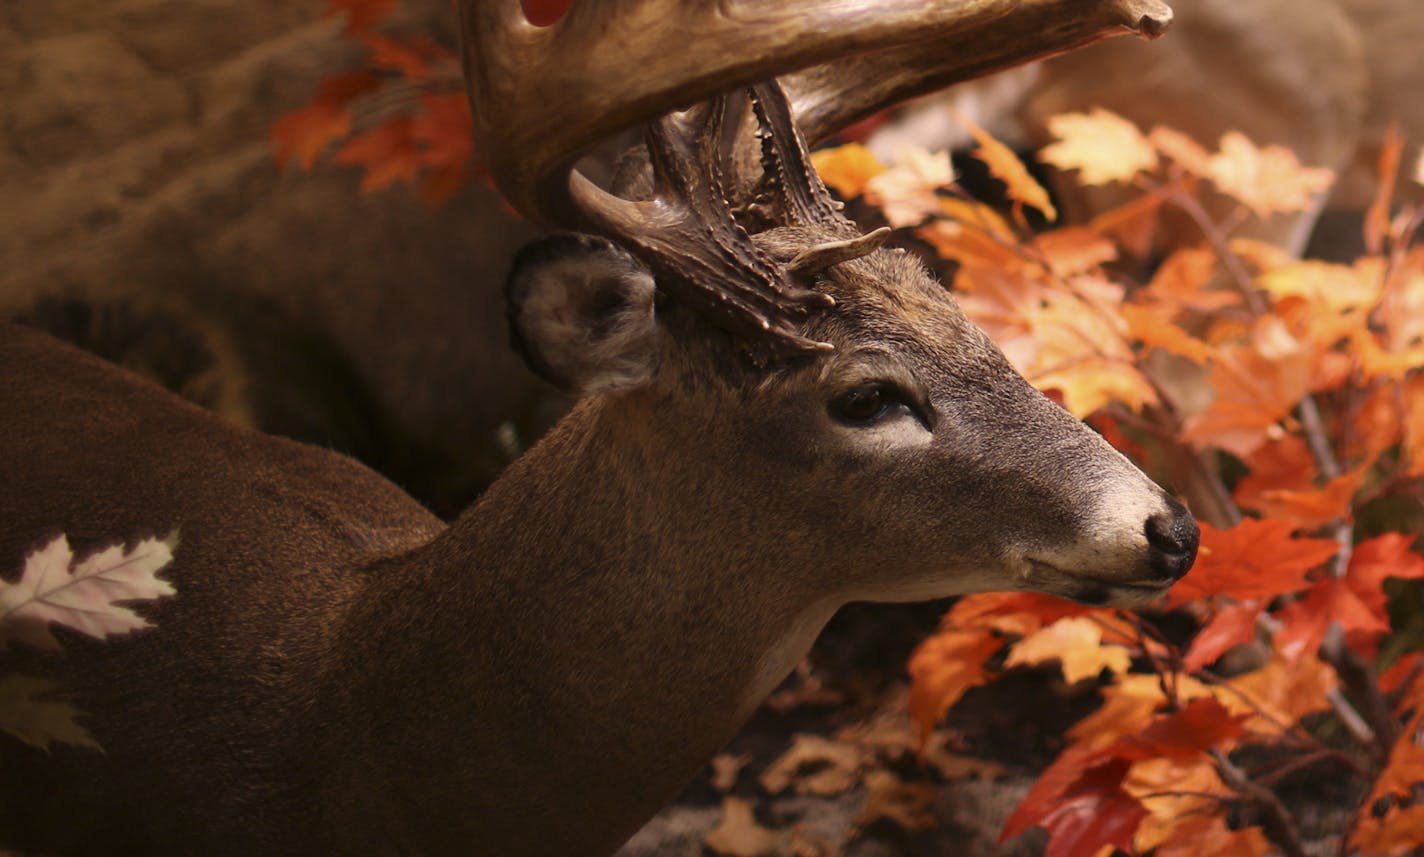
1126 698 1248 760
1003 752 1146 857
1275 533 1424 656
1184 600 1261 671
333 116 426 192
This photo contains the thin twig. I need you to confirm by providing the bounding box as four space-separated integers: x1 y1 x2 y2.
1212 749 1308 857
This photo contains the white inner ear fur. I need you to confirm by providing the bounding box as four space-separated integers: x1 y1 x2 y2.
513 248 659 396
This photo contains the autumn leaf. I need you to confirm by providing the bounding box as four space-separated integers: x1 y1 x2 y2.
1181 315 1317 458
1139 245 1238 312
1365 124 1404 255
906 628 1003 742
864 146 954 227
959 110 1056 224
1003 754 1147 857
333 116 427 193
0 675 99 752
1149 125 1214 179
1041 108 1158 186
810 143 886 200
1089 191 1164 258
704 797 782 857
709 753 750 792
1005 616 1131 684
1353 804 1424 857
1120 302 1216 364
1248 467 1364 529
271 72 380 171
1165 518 1337 606
1233 435 1319 512
1 533 177 651
1028 228 1117 278
1125 698 1246 760
1126 757 1238 854
1226 653 1337 734
1183 600 1261 671
758 734 862 797
1276 533 1424 656
1256 259 1380 346
1151 815 1270 857
853 770 937 835
1205 131 1335 218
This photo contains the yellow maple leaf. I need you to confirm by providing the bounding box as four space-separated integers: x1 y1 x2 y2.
1206 131 1335 217
1005 616 1131 684
1041 108 1158 186
864 146 954 227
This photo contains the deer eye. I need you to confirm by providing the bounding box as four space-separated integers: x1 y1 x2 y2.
831 384 898 425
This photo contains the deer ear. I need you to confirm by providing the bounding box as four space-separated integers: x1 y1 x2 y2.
506 234 660 394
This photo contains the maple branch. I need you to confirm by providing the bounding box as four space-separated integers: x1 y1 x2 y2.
1321 624 1396 759
1248 748 1354 787
1211 749 1307 857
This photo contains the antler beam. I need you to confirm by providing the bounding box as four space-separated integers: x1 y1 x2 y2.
460 0 1173 227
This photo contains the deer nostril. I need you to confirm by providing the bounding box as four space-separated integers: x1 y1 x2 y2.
1145 509 1200 580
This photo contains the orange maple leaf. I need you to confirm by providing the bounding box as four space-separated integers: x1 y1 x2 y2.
1041 108 1158 187
959 111 1056 224
333 116 426 192
1165 518 1337 607
1353 805 1424 857
1120 303 1216 364
810 143 886 200
906 628 1004 743
1181 316 1316 458
1151 815 1270 857
1028 227 1118 278
1247 467 1365 529
1088 191 1164 259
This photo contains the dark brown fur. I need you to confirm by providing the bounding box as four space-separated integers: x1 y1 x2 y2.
0 232 1191 856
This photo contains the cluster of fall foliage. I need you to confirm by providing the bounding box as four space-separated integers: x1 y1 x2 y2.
810 112 1424 855
272 2 1424 853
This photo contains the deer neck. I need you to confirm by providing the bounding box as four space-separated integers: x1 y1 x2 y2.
318 394 838 856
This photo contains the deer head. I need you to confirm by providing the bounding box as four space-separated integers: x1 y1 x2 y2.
503 81 1197 613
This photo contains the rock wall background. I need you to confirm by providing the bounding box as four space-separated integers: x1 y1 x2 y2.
0 0 544 513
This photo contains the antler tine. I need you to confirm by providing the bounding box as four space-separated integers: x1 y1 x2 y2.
569 96 836 362
741 81 851 231
462 0 1094 226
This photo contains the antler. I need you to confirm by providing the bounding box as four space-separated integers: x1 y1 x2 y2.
459 0 1173 226
570 84 876 361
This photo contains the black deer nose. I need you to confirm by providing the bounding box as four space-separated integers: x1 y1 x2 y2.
1145 503 1200 581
